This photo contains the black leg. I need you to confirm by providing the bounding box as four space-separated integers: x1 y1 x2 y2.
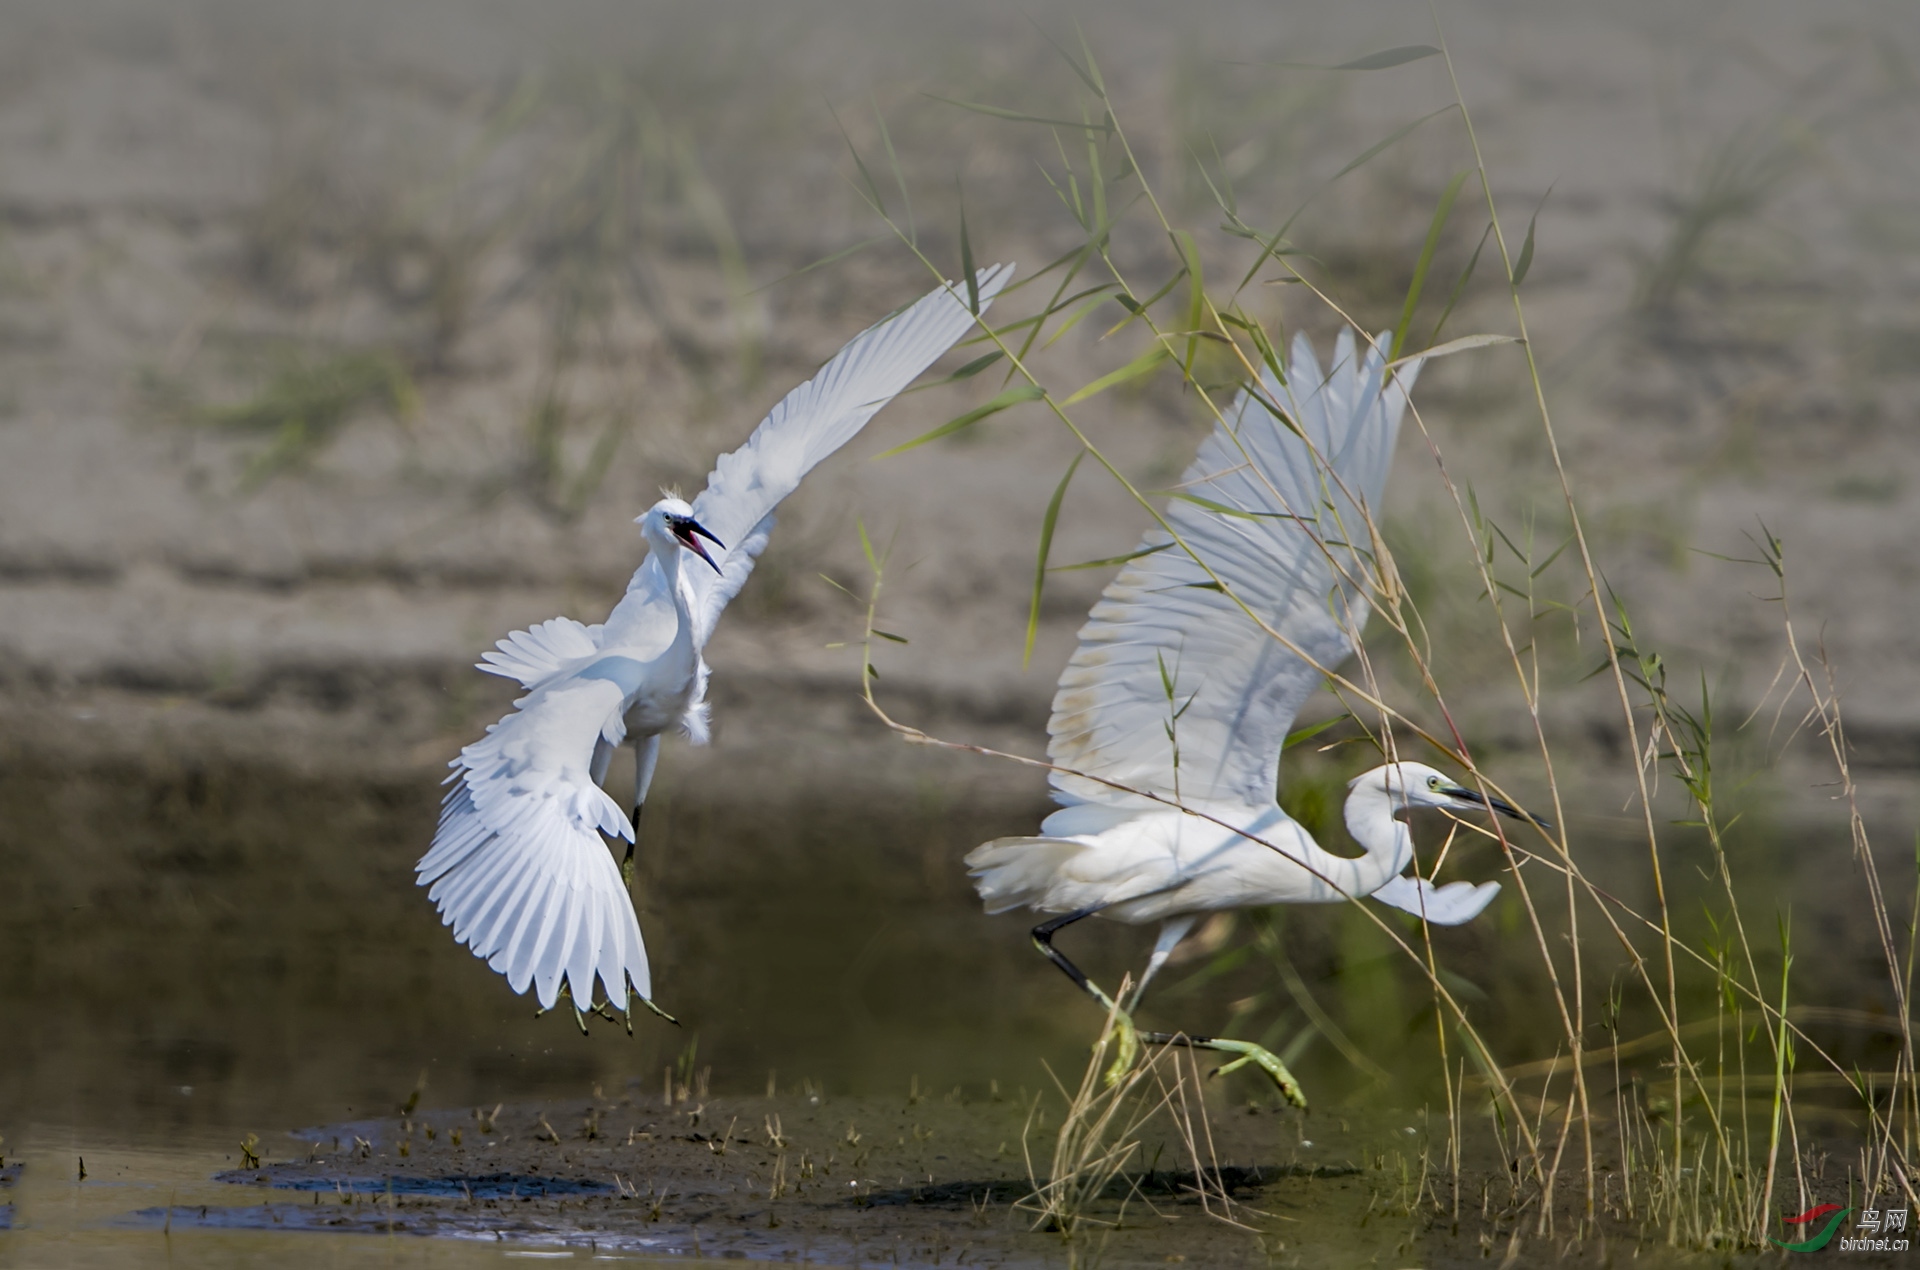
1027 908 1304 1105
621 802 642 886
1030 909 1210 1041
1031 907 1120 1010
623 736 662 888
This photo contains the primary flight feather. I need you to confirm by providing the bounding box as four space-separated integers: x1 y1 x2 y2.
419 263 1014 1018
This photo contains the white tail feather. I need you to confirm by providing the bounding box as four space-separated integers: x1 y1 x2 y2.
964 837 1089 915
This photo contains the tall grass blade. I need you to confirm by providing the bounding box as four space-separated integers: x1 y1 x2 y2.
1040 286 1123 350
748 237 886 295
1510 187 1554 288
1760 913 1794 1240
1025 451 1085 666
1061 346 1170 405
958 188 981 315
947 351 1005 381
1303 45 1443 71
1426 221 1491 347
1283 716 1346 750
1332 106 1455 182
1103 269 1187 338
1172 229 1207 373
1389 332 1518 369
830 104 890 217
874 384 1046 458
1030 18 1105 97
1159 490 1293 520
1392 171 1470 360
873 97 914 244
922 94 1111 133
1050 541 1175 572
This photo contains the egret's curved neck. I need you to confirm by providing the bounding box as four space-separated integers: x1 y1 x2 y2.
638 526 697 632
599 525 699 652
1337 782 1415 897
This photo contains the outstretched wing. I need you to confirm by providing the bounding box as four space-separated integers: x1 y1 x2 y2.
416 674 652 1009
602 263 1014 650
1048 329 1421 811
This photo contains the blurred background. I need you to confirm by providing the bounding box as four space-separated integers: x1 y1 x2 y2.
2 0 1917 1146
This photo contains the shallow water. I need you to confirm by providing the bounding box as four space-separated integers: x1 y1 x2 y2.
0 757 1105 1135
2 757 1915 1264
0 1133 631 1269
1 1092 1409 1269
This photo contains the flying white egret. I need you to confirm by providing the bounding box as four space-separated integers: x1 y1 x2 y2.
419 263 1014 1021
965 327 1542 1107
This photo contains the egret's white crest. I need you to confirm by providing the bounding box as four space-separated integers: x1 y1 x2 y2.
966 327 1542 1106
420 263 1014 1019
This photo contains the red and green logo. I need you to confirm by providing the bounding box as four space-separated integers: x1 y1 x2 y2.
1771 1203 1852 1252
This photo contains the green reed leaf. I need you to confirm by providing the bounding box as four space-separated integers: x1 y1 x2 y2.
1392 170 1470 361
1062 346 1170 405
1332 106 1455 182
874 383 1047 458
1026 450 1085 666
1284 716 1348 750
1050 541 1176 572
1390 332 1520 369
923 94 1112 133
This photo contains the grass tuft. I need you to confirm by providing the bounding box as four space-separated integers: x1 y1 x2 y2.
190 347 417 489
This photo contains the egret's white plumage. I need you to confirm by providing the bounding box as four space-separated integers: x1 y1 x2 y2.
421 263 1014 1015
968 329 1527 1101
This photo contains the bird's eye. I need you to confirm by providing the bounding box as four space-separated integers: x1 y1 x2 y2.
1427 775 1440 789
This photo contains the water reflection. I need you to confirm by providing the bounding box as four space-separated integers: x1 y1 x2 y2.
5 755 1911 1148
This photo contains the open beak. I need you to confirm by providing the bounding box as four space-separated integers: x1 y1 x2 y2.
673 519 725 574
1440 783 1553 831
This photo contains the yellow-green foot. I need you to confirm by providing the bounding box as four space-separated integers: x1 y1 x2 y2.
1101 1012 1141 1087
1206 1039 1308 1109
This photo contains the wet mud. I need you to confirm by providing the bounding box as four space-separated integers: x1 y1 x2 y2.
114 1091 1859 1268
139 1093 1403 1266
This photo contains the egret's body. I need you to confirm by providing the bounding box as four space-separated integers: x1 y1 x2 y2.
968 328 1534 1105
421 263 1013 1019
980 789 1424 927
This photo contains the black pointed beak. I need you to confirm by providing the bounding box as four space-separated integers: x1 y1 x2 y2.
1440 784 1553 830
673 519 725 574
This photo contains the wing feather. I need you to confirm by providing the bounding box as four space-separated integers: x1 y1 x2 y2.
1047 329 1422 811
601 264 1014 652
477 617 601 689
418 674 651 1009
1370 875 1501 925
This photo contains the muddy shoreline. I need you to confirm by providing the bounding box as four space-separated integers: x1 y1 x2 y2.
125 1089 1889 1267
142 1092 1458 1266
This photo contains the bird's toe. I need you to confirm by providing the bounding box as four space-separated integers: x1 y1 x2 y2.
1208 1040 1308 1110
1101 1013 1142 1087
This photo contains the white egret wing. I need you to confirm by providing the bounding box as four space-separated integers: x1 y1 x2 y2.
417 671 651 1009
1048 329 1421 810
1370 874 1501 925
603 263 1014 651
476 616 600 690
